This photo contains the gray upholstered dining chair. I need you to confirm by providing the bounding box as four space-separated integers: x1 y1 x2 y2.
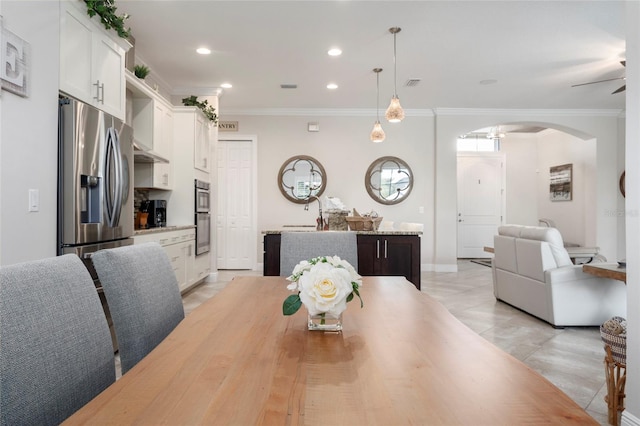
0 254 115 426
279 231 358 276
91 242 185 374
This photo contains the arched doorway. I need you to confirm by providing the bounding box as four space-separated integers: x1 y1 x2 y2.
455 122 601 258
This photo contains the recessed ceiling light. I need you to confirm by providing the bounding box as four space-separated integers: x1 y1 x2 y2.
327 83 338 90
328 48 342 56
196 47 211 55
221 83 232 89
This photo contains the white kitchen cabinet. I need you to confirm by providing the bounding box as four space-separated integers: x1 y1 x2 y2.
194 114 211 173
133 228 204 292
128 71 174 190
155 102 173 159
60 1 130 120
174 107 212 174
193 252 211 284
134 162 171 190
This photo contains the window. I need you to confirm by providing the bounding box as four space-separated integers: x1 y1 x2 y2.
457 136 500 152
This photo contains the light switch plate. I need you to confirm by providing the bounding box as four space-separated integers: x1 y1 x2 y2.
28 189 39 212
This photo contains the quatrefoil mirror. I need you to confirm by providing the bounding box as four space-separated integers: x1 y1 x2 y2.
278 155 327 204
365 156 413 205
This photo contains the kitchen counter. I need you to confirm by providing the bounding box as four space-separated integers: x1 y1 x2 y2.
134 225 195 236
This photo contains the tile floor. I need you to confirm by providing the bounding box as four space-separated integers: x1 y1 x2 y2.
179 260 611 425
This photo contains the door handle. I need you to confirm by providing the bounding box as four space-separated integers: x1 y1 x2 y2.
376 239 380 259
384 240 388 259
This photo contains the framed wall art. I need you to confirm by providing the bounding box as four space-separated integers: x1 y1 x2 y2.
549 163 572 201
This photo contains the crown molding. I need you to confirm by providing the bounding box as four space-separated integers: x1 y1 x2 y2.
172 87 223 97
220 108 435 117
434 107 624 117
217 107 625 118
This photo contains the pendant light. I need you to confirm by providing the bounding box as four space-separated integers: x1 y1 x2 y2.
370 68 385 143
385 27 405 123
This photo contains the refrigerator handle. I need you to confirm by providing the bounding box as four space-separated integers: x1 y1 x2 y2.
104 128 115 226
112 128 124 225
105 128 123 227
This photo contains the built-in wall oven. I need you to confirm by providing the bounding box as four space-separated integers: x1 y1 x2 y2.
195 179 211 255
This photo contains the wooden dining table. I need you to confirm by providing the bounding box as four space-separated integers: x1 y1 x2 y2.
64 276 596 425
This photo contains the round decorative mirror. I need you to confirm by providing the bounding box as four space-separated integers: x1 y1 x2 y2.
365 156 413 205
278 155 327 204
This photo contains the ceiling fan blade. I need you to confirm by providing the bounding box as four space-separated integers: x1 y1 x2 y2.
571 76 625 87
612 84 626 94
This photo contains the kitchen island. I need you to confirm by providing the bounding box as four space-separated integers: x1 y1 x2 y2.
263 230 421 289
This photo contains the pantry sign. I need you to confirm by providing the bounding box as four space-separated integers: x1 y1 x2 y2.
219 121 238 132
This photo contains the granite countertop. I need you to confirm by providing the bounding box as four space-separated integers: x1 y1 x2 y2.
263 229 422 236
134 225 195 236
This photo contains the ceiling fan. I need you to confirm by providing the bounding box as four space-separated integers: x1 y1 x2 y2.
571 60 626 94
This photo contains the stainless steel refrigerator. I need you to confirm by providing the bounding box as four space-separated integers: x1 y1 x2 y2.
57 96 134 349
57 96 134 260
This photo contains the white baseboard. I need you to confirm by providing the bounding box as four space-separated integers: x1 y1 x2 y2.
622 410 640 426
205 271 218 282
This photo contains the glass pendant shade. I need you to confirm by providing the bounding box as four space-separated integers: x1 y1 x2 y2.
386 27 405 123
371 68 385 143
385 96 405 123
370 120 385 143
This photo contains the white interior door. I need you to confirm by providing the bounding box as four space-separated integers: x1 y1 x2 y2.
217 139 255 269
457 154 505 258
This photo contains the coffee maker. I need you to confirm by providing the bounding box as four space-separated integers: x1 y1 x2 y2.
140 200 167 228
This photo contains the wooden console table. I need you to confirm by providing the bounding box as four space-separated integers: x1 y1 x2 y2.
582 263 626 283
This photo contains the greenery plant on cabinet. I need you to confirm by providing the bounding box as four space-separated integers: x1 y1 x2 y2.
181 96 219 125
134 64 150 79
84 0 131 39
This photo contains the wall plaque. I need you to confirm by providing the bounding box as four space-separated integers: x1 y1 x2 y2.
1 16 30 97
549 163 572 201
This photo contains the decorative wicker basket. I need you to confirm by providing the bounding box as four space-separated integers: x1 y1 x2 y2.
600 316 627 365
345 216 383 231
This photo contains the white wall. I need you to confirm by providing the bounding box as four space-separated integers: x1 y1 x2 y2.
622 1 640 423
499 129 600 247
535 130 597 247
0 1 59 265
500 134 538 226
218 111 435 268
435 111 623 269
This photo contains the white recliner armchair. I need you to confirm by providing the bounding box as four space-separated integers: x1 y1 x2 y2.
492 225 626 327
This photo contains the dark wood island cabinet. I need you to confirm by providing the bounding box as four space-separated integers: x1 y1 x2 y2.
263 232 421 289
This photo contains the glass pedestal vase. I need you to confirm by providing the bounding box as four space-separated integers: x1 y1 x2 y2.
308 311 343 331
